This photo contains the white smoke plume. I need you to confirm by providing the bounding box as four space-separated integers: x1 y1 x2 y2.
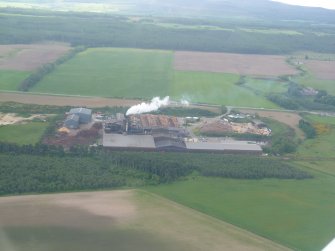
180 99 190 106
126 96 170 116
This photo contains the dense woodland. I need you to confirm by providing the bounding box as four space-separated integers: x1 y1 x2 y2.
0 142 312 195
1 8 335 54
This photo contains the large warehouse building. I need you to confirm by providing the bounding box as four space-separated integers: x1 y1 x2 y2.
103 132 262 154
102 113 263 154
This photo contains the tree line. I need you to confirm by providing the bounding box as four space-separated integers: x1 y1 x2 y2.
1 8 335 55
18 46 86 91
0 141 313 195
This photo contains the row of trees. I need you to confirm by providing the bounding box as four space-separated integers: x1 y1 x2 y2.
19 46 86 91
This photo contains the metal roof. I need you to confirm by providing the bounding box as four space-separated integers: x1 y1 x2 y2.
154 137 186 149
103 133 155 148
186 141 262 152
69 107 92 115
65 114 80 122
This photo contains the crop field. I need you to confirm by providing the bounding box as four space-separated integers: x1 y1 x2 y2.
32 48 173 99
147 172 335 251
171 71 279 107
242 77 288 95
294 69 335 95
304 60 335 80
0 43 70 71
173 51 298 77
0 190 289 251
0 70 30 90
297 161 335 176
30 47 285 108
0 122 48 145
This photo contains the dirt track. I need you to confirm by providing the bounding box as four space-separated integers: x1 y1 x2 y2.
0 92 140 107
174 51 298 77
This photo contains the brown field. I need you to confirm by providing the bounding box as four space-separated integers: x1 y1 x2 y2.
174 51 298 77
239 109 304 138
0 190 290 251
0 43 71 71
304 60 335 80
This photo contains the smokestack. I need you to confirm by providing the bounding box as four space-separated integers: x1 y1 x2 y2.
126 96 170 116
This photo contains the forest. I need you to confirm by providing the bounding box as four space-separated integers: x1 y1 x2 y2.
0 141 312 195
1 8 335 54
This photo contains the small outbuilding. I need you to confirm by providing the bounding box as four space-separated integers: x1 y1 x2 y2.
69 107 92 124
64 114 80 129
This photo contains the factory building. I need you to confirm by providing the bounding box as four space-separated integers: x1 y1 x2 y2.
102 113 263 154
69 108 92 124
64 114 80 129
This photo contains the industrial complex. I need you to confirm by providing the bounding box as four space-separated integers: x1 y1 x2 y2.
59 107 264 154
102 113 263 154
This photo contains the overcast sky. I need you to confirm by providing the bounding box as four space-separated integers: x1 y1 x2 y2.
272 0 335 9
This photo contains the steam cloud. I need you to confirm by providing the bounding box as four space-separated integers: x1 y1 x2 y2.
126 96 170 115
180 99 190 106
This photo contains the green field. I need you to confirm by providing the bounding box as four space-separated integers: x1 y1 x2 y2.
31 48 280 108
0 190 289 251
32 48 174 99
0 122 48 145
146 171 335 251
295 72 335 95
0 70 30 91
297 161 335 176
171 71 279 107
296 115 335 158
243 77 288 95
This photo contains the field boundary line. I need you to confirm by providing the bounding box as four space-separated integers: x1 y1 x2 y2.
138 189 293 251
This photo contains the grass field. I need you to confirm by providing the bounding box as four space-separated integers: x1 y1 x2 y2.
171 71 279 107
296 161 335 176
243 77 288 95
31 47 281 108
32 48 173 99
296 72 335 95
0 190 289 251
0 122 48 145
296 115 335 158
146 172 335 251
0 70 30 91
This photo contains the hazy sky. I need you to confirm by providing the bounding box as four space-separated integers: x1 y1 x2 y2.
272 0 335 9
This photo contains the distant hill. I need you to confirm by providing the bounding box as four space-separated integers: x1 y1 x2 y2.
2 0 335 24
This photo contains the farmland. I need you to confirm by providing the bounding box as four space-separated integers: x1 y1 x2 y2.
0 70 30 91
0 43 70 71
295 115 335 158
32 48 174 99
0 190 290 251
171 71 279 107
0 122 48 145
296 72 335 95
146 171 335 251
30 47 290 108
173 51 298 77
